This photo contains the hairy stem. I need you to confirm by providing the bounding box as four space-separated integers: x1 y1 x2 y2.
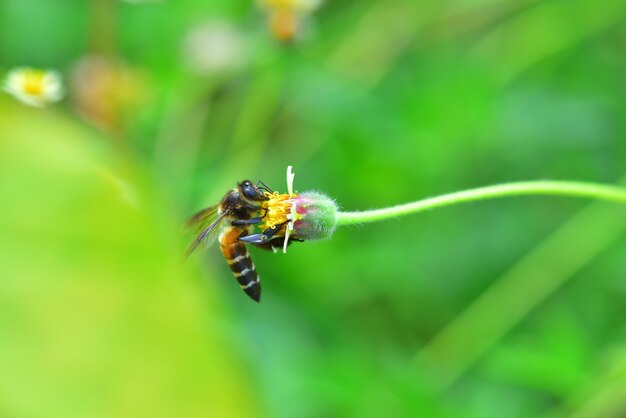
336 181 626 226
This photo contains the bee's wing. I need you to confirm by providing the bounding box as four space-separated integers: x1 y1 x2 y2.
185 205 220 233
184 206 229 258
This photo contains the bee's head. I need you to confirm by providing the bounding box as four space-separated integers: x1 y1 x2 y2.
239 180 269 202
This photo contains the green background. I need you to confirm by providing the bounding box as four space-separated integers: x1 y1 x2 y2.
1 0 626 417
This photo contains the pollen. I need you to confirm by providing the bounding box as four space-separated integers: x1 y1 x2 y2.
22 71 46 95
261 192 295 230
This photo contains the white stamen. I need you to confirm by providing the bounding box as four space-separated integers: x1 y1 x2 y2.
286 165 295 196
283 222 293 254
289 198 299 220
282 165 299 254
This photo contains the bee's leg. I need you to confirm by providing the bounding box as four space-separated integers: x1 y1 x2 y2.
238 234 263 244
244 203 265 212
231 217 263 227
238 225 281 244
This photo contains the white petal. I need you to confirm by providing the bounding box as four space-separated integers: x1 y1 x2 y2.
286 165 295 196
283 221 293 254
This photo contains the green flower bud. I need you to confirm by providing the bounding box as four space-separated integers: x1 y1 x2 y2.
291 191 338 241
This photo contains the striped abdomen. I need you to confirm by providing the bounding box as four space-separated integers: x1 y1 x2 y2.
219 226 261 302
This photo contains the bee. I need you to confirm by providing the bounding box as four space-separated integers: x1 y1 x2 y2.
185 180 295 302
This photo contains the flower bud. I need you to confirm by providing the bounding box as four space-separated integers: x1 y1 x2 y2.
290 191 337 241
260 166 338 253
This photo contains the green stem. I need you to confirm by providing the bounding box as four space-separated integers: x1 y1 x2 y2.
336 181 626 226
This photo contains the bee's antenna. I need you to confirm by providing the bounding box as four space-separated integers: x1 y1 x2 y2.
256 180 274 193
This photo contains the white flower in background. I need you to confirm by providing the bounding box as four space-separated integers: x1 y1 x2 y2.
183 21 247 76
3 67 64 108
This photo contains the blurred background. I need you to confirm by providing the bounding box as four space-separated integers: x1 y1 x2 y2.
1 0 626 417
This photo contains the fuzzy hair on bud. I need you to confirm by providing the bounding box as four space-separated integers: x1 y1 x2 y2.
292 191 337 241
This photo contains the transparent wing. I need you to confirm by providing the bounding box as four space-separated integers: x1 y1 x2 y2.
183 205 229 258
185 205 220 233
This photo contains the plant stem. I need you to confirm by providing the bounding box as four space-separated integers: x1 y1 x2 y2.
336 181 626 226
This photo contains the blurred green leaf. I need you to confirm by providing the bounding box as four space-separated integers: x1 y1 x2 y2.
0 99 261 418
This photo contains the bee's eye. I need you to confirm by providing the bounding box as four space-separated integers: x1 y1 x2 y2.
242 185 258 199
241 181 268 201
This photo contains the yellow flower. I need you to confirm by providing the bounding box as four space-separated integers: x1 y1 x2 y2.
259 166 337 253
3 67 64 108
257 0 322 41
260 166 301 253
258 0 322 13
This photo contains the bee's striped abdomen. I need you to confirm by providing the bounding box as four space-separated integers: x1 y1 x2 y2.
220 227 261 302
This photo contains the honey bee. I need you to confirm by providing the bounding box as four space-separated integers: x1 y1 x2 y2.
185 180 296 302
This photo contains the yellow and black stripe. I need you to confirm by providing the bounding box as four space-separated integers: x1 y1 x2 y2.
220 227 261 302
